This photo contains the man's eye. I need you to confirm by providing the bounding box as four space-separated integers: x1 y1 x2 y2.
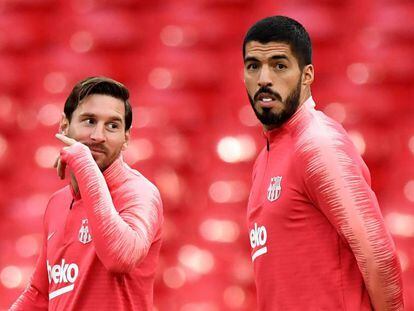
85 118 95 125
275 63 287 70
247 63 258 70
108 123 120 130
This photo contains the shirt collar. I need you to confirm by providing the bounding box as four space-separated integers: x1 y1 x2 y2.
70 155 127 199
263 96 315 142
103 155 127 189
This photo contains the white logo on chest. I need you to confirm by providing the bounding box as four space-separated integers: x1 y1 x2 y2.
47 259 79 300
250 223 268 262
78 219 92 244
267 176 282 202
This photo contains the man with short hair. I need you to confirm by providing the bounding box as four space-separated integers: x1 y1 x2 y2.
11 77 163 310
243 16 403 310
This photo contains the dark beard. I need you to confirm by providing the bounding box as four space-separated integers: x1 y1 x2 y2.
248 79 302 128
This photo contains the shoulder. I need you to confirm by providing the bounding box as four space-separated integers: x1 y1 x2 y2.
117 163 163 209
44 186 72 220
291 108 368 179
125 165 160 195
47 186 72 207
293 109 357 158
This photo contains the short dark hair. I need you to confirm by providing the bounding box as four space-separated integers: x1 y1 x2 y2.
243 16 312 68
64 76 133 130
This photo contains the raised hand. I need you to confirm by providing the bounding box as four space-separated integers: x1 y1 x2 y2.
54 133 78 180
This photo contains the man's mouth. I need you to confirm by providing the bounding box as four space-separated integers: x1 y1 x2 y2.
87 145 106 155
255 92 278 108
90 149 105 154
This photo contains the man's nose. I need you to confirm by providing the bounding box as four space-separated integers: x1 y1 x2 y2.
258 66 273 88
90 124 106 142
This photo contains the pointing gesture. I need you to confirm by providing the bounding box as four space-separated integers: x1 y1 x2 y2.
55 133 77 146
54 133 79 180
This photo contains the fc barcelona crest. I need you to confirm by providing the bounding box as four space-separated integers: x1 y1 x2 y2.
267 176 282 202
78 219 92 244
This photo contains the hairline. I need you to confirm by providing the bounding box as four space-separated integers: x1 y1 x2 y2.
243 39 307 68
69 94 129 128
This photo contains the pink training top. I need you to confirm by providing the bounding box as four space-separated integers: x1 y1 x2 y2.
247 97 403 310
11 143 163 311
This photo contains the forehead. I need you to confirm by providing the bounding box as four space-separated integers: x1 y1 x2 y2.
74 94 125 120
245 41 295 60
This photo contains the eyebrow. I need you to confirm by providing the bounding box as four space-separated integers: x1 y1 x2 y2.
79 112 123 123
244 55 289 63
270 55 289 61
244 56 259 63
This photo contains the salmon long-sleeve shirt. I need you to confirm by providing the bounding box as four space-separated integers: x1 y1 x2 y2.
247 97 403 310
11 143 163 310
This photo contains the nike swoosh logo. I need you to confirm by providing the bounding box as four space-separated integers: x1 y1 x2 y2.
47 232 55 241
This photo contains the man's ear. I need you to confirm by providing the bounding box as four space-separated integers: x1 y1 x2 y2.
60 112 69 135
302 64 314 86
122 129 130 151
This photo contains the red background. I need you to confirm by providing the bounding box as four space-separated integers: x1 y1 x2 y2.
0 0 413 310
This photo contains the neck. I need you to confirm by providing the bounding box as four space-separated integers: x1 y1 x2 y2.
300 88 312 106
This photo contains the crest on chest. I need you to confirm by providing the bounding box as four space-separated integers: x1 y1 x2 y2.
267 176 282 202
78 219 92 244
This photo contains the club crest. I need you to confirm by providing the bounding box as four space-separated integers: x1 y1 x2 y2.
267 176 282 202
78 219 92 244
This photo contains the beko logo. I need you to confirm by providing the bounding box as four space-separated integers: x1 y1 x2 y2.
249 223 268 262
47 259 79 300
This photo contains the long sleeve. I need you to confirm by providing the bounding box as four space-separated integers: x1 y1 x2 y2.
296 123 403 310
10 231 49 310
60 142 162 274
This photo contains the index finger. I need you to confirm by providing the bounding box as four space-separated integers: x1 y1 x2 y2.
55 133 77 146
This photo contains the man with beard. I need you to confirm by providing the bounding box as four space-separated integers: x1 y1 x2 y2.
243 16 403 310
11 77 163 310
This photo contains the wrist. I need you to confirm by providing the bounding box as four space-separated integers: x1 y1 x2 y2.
62 143 94 170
